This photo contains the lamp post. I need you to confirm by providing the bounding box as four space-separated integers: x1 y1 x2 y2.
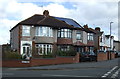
110 22 113 50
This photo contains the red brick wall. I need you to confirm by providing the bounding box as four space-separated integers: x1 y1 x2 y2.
97 53 107 61
111 53 115 59
57 38 72 44
2 53 80 67
2 60 31 67
97 52 115 61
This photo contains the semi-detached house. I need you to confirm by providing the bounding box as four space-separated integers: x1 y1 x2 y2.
10 10 86 59
10 10 104 59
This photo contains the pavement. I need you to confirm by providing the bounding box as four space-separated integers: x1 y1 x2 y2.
4 58 119 70
2 58 120 79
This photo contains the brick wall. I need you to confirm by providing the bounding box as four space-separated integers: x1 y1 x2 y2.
97 53 107 61
2 53 80 67
97 52 115 61
111 53 115 59
2 60 30 67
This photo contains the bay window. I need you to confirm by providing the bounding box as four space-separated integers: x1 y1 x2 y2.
87 33 93 41
22 25 30 36
76 31 81 40
36 27 53 37
58 29 72 38
35 44 52 55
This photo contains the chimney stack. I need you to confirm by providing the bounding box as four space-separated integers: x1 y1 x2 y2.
95 27 100 32
83 24 88 28
43 10 49 17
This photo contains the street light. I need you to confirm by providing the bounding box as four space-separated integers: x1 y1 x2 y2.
110 22 113 50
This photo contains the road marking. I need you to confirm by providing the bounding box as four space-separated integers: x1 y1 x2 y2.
111 68 120 78
101 66 118 78
42 74 95 77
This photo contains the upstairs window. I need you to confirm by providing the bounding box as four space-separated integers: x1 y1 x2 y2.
87 33 93 41
58 29 72 38
22 25 30 36
36 27 53 37
76 31 81 40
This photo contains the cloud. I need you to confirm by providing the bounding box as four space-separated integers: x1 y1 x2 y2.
0 0 118 45
66 1 118 40
0 0 43 45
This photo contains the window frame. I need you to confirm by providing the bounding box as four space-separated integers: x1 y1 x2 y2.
22 25 30 36
35 26 53 37
87 33 94 41
76 31 82 40
58 29 72 38
35 44 53 55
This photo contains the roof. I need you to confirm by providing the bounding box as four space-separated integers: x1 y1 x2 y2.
84 28 96 34
105 35 114 38
83 25 96 33
19 14 44 25
10 14 82 31
73 41 86 46
57 38 73 45
36 16 74 29
53 17 82 28
87 41 94 46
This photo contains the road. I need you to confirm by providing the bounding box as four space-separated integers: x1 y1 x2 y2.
2 58 120 79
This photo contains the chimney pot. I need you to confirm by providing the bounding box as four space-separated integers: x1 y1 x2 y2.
95 27 100 31
83 24 88 28
43 10 49 17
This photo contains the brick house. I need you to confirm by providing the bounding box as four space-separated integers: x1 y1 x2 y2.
10 10 115 60
113 40 120 51
94 28 114 52
10 10 86 59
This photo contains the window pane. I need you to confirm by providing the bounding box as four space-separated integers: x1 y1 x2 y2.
23 47 26 54
61 32 64 37
40 27 43 36
58 29 72 38
22 26 30 36
65 31 67 37
35 27 53 37
58 31 60 37
76 33 81 40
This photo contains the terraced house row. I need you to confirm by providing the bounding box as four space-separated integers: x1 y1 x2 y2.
10 10 114 59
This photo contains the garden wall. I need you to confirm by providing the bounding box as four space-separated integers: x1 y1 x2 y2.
97 53 107 61
2 53 79 67
97 52 115 61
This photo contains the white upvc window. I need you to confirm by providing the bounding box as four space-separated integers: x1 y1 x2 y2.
58 29 72 38
35 44 52 55
22 25 30 36
35 26 53 37
87 33 93 41
76 31 81 40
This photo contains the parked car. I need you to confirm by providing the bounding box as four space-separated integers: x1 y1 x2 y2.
80 51 97 62
115 51 120 58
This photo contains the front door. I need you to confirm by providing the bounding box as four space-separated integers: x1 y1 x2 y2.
22 45 31 60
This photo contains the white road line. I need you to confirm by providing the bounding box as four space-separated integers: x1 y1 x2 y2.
101 66 118 78
111 68 120 78
42 74 95 77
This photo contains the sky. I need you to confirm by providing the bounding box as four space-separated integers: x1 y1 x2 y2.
0 0 119 45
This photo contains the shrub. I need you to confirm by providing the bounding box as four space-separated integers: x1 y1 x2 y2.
42 52 55 58
5 51 22 59
56 49 77 56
